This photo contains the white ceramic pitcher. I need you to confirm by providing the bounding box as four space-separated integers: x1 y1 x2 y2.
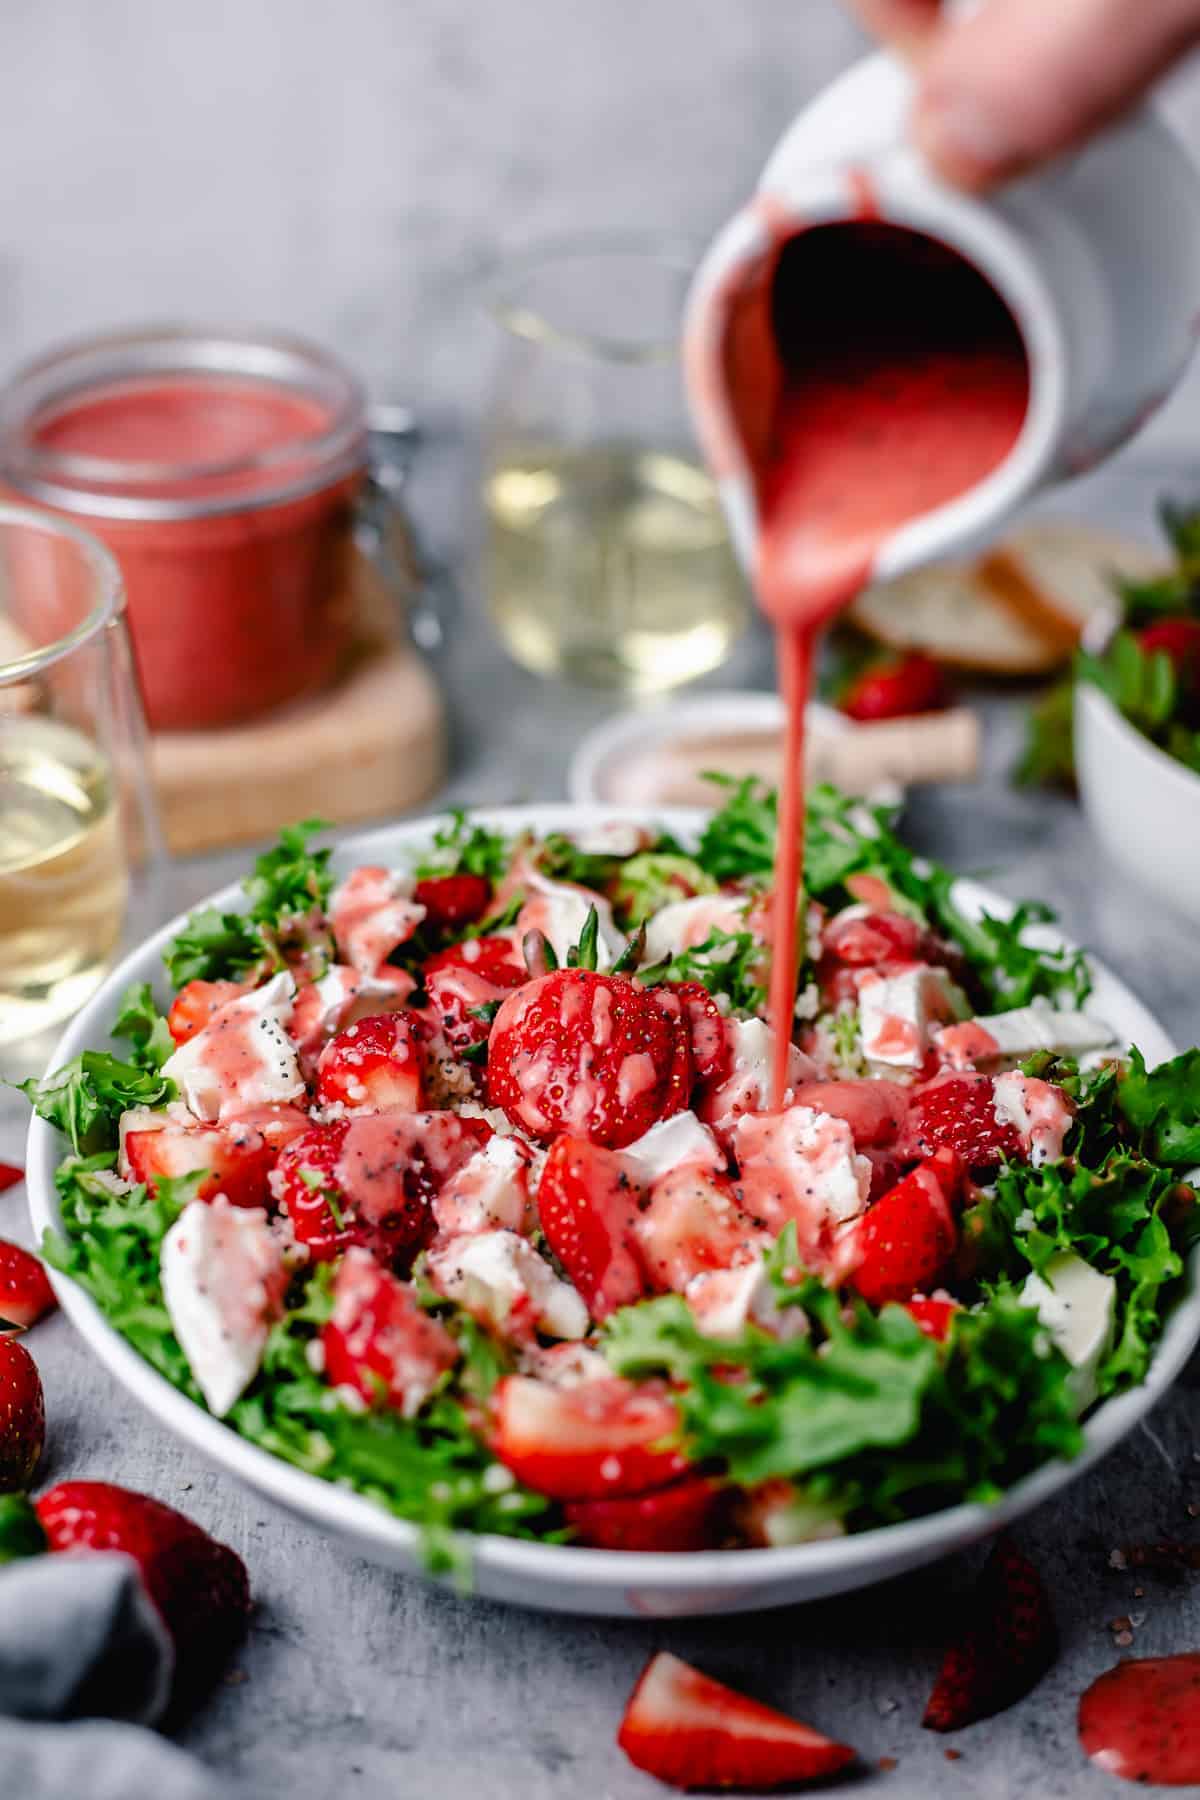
684 51 1200 583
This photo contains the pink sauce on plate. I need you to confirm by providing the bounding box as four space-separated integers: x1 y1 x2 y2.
1078 1653 1200 1785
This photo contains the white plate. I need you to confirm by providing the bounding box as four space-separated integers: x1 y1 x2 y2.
25 804 1193 1619
567 694 904 811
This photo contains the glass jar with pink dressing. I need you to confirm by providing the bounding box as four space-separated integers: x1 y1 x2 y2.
0 327 369 731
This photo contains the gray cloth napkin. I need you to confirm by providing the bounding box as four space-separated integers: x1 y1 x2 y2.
0 1552 244 1799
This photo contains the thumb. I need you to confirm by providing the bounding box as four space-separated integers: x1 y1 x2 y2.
914 0 1200 190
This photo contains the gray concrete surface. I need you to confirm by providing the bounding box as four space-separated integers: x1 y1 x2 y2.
1 451 1198 1797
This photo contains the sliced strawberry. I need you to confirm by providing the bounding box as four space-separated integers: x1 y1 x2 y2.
423 935 527 1052
924 1533 1057 1731
632 1167 769 1295
618 1652 857 1790
849 1160 958 1308
791 1079 910 1149
669 980 732 1089
898 1073 1022 1169
316 1011 428 1114
272 1112 487 1266
0 1242 56 1333
565 1477 725 1552
0 1337 44 1490
167 978 253 1047
490 1373 686 1500
322 1247 458 1415
487 969 690 1148
536 1136 646 1319
840 650 948 722
822 909 925 966
123 1112 292 1209
905 1295 960 1341
412 872 492 930
35 1480 249 1697
0 1163 23 1194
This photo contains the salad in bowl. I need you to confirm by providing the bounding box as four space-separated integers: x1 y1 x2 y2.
21 782 1200 1606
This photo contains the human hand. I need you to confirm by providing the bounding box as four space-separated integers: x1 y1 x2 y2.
847 0 1200 189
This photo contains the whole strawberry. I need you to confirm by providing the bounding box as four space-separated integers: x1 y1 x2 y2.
35 1481 250 1695
0 1338 45 1491
0 1239 57 1333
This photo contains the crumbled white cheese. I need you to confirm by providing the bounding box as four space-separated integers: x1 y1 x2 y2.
641 893 751 966
685 1256 808 1342
993 1071 1074 1167
427 1229 588 1342
733 1104 872 1235
857 964 965 1071
433 1137 530 1236
162 972 304 1123
161 1198 285 1416
706 1018 817 1132
937 1002 1114 1068
618 1112 725 1185
1020 1252 1117 1415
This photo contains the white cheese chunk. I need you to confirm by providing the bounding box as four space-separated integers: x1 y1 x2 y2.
857 963 964 1071
685 1256 808 1342
1020 1252 1117 1415
619 1112 725 1185
733 1104 872 1239
432 1137 530 1237
992 1071 1074 1167
427 1229 588 1342
162 972 304 1123
641 893 751 966
329 865 426 976
571 821 652 858
936 1003 1114 1068
706 1018 817 1135
161 1198 285 1416
515 871 623 971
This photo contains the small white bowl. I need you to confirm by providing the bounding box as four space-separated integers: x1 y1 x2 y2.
1075 682 1200 923
25 804 1193 1618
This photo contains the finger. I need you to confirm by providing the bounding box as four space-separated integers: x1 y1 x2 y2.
844 0 943 59
914 0 1200 190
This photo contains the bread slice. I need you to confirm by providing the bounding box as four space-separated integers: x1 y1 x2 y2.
849 521 1163 674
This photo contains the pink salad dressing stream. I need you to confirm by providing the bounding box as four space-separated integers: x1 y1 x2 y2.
702 211 1030 1103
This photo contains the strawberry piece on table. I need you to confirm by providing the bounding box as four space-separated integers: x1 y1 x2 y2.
0 1338 44 1491
0 1163 23 1194
924 1532 1057 1731
487 969 690 1147
898 1073 1022 1169
35 1480 250 1695
490 1373 687 1500
839 650 949 722
849 1159 959 1308
322 1248 458 1415
412 872 492 930
316 1012 428 1114
536 1136 646 1319
565 1477 724 1552
167 978 253 1047
618 1652 857 1790
0 1241 56 1333
422 935 527 1052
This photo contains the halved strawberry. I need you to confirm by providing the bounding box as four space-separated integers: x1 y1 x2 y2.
905 1295 960 1341
0 1337 44 1490
322 1247 458 1415
618 1652 856 1790
668 981 732 1089
791 1079 910 1149
123 1112 300 1209
898 1073 1022 1168
537 1136 646 1319
821 909 924 966
487 969 690 1148
167 978 253 1047
849 1160 959 1308
490 1373 687 1500
632 1167 769 1295
565 1477 724 1552
924 1533 1057 1731
840 650 948 722
0 1242 56 1333
422 935 527 1052
316 1012 428 1114
412 872 492 930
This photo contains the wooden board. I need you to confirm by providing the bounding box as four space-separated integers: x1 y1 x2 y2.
150 553 445 855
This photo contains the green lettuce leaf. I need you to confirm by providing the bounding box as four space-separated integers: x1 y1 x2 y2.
20 1055 173 1154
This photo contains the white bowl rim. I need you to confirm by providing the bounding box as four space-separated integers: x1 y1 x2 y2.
24 801 1195 1600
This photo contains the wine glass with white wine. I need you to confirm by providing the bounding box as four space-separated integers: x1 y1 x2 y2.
0 502 164 1076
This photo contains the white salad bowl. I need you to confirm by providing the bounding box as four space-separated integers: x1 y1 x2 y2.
25 804 1196 1618
1075 681 1200 925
